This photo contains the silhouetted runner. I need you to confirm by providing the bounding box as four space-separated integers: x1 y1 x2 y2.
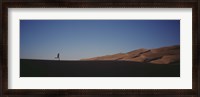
55 53 60 61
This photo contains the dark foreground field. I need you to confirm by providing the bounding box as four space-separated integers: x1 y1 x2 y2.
20 59 180 77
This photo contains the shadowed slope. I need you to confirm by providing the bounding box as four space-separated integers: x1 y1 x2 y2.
20 59 180 77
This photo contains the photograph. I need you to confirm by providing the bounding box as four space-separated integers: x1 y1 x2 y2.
2 0 198 95
20 20 180 77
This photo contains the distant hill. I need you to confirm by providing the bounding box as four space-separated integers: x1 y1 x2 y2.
81 45 180 64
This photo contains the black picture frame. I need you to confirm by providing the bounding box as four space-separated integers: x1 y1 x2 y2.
1 0 199 97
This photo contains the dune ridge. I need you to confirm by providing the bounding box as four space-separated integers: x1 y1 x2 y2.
81 45 180 64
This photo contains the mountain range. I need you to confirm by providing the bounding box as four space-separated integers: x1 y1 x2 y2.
81 45 180 64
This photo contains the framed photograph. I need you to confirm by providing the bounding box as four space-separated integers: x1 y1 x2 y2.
1 0 199 96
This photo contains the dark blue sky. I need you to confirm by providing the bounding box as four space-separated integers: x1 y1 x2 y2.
20 20 180 60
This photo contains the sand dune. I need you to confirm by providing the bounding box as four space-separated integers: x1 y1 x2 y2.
81 45 180 64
